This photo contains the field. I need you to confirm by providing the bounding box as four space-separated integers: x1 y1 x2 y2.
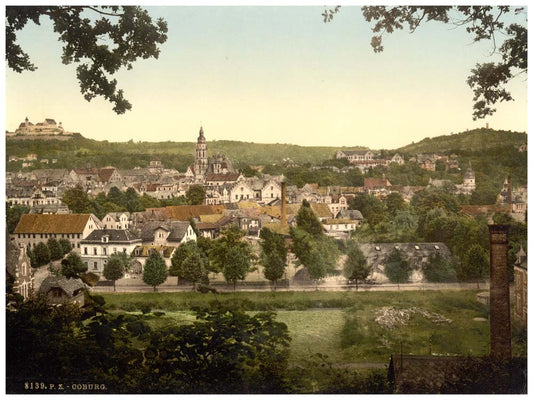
100 290 527 366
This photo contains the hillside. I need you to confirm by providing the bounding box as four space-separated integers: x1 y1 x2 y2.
5 134 367 171
5 128 527 173
397 128 526 154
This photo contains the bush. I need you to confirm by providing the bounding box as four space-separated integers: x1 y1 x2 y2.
141 306 152 315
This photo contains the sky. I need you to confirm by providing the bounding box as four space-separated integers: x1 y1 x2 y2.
4 4 529 149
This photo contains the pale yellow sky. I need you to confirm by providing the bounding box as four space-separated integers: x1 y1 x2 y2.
4 6 528 149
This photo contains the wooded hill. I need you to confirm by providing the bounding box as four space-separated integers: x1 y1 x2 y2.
397 128 526 154
5 128 527 173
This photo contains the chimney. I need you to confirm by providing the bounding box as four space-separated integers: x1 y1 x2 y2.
507 175 512 213
488 224 512 360
281 181 287 225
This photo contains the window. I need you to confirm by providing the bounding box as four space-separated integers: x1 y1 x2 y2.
93 248 97 255
84 247 88 255
93 262 98 270
103 248 107 255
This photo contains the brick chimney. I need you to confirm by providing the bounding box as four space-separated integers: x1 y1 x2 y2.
281 181 287 225
488 224 512 360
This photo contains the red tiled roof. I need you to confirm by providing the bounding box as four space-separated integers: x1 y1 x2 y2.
98 167 117 182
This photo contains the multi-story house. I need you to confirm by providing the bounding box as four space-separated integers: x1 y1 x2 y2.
102 212 132 230
80 229 142 274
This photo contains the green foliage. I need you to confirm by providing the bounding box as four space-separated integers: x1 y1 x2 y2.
290 227 340 282
58 238 73 254
62 184 92 213
209 228 255 290
46 237 64 261
342 241 371 288
6 294 147 393
170 241 209 289
422 253 457 283
385 192 407 216
142 306 291 393
185 184 206 205
295 200 324 235
103 254 127 291
32 242 51 267
260 228 288 288
60 252 88 278
6 203 29 233
399 129 526 155
6 6 168 114
411 187 460 214
458 244 489 282
142 251 168 292
384 248 413 284
349 193 387 227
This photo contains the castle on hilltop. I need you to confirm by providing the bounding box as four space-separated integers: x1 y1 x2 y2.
10 117 72 136
189 126 235 183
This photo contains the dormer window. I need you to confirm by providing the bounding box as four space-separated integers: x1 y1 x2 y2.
434 245 440 250
102 236 109 243
375 246 381 251
414 245 420 250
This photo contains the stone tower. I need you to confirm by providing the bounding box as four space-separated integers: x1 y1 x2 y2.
463 161 476 192
194 126 208 180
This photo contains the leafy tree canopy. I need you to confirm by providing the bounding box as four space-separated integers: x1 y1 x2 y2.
186 184 206 205
6 6 168 114
259 228 288 288
296 199 324 236
60 251 88 279
209 227 255 290
342 241 371 289
384 248 413 284
142 250 168 291
170 241 209 289
32 242 51 267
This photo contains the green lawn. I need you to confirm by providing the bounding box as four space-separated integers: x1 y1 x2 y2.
101 290 526 364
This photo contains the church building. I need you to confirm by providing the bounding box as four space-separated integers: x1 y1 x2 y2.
192 126 235 183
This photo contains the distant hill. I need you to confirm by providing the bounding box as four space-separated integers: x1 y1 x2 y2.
396 128 526 154
5 133 367 171
5 128 526 172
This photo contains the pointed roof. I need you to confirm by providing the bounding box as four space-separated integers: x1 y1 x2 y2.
464 161 475 179
197 126 206 143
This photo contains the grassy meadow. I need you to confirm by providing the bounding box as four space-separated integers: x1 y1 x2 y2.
99 290 526 365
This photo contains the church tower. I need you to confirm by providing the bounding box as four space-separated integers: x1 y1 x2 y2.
194 126 208 180
463 161 476 192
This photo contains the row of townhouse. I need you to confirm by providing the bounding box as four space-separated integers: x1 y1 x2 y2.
11 196 367 278
12 212 198 275
335 150 405 169
203 174 284 205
